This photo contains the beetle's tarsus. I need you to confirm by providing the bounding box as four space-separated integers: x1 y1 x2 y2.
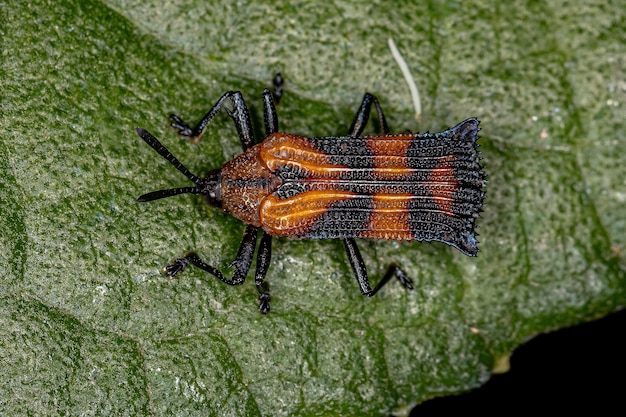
395 266 414 290
169 114 194 137
378 264 414 293
258 292 271 314
257 279 271 314
164 256 189 277
272 72 283 105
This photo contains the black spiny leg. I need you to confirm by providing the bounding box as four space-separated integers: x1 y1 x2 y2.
255 232 272 314
348 93 390 137
228 225 259 283
170 91 255 150
262 87 279 135
342 93 413 297
165 224 258 287
342 239 413 297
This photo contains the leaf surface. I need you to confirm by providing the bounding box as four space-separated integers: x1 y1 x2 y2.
1 0 624 415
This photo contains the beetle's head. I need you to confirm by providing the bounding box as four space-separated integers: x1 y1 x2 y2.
135 127 222 209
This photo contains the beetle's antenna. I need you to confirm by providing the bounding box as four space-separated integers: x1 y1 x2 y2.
135 127 205 202
137 187 202 202
136 128 203 185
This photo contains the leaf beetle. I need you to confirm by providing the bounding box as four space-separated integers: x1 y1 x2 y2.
136 75 486 313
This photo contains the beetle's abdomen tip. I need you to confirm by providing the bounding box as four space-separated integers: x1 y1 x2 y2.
464 235 480 256
453 118 480 142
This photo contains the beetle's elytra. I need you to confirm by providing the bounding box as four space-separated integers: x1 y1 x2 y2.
136 75 486 313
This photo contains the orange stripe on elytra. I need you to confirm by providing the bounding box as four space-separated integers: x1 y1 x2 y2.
259 189 356 237
362 193 414 240
427 155 458 215
365 135 414 180
260 133 349 176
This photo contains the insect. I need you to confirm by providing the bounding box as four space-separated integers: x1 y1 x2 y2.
136 76 486 313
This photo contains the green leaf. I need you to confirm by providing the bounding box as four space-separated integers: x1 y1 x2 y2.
1 0 624 415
